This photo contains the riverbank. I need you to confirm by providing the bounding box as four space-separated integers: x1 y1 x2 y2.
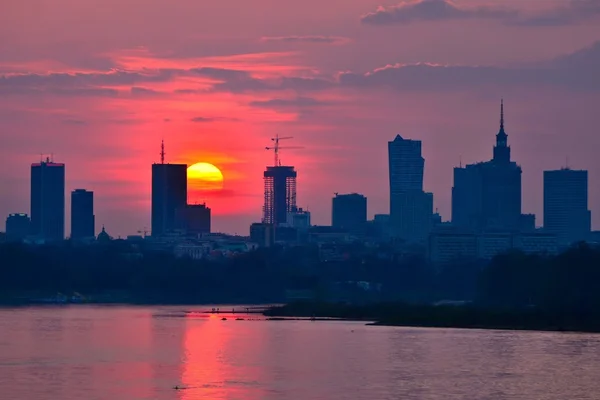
264 302 600 333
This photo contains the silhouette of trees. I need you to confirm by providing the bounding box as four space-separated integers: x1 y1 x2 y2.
478 244 600 313
1 241 600 312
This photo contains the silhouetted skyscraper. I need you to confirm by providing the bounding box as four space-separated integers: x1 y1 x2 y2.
388 135 424 193
493 100 510 163
71 189 95 240
30 158 65 241
151 141 187 236
544 168 591 245
388 135 433 242
393 191 434 241
176 204 211 235
5 213 30 242
332 193 367 232
263 166 297 225
452 101 522 231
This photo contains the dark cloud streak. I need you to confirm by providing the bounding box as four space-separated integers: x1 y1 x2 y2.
509 0 600 27
190 116 240 122
250 97 325 108
361 0 516 25
1 41 599 99
130 86 161 96
260 36 350 45
361 0 600 27
339 41 600 92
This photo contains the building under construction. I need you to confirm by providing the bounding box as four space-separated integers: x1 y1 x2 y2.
263 135 299 225
263 166 297 225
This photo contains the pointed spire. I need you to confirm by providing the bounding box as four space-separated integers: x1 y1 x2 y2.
500 98 504 130
493 98 510 162
496 98 507 140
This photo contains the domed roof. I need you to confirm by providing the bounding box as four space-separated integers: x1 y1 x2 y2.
97 225 111 242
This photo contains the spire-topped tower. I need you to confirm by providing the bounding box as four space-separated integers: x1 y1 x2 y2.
500 98 504 130
160 140 165 164
493 99 510 163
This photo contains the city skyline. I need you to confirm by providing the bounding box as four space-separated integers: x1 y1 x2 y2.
1 0 600 236
3 2 600 398
1 100 599 238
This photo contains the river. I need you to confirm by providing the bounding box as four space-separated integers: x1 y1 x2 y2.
1 306 599 399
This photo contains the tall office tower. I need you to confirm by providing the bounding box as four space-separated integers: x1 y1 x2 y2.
388 135 424 193
452 100 522 231
176 204 211 235
393 191 434 241
151 141 188 236
452 165 482 230
31 157 65 241
388 135 432 242
544 169 591 245
263 166 297 225
5 213 30 242
71 189 95 240
332 193 367 232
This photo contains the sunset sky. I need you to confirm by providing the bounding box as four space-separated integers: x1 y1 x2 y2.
1 0 600 236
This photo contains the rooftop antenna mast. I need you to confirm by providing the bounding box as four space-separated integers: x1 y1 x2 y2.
160 139 165 164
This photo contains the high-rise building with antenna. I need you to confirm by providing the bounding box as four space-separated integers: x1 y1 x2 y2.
151 141 187 236
30 156 65 241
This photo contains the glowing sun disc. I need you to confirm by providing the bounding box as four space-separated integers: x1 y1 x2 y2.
188 162 224 191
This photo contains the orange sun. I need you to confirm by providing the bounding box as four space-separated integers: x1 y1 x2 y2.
187 162 224 191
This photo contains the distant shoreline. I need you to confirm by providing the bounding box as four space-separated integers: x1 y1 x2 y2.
4 298 600 335
366 320 587 334
263 302 600 334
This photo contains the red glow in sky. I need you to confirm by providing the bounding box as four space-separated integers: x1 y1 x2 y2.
1 0 600 236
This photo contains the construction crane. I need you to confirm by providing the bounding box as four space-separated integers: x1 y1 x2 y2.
265 134 303 166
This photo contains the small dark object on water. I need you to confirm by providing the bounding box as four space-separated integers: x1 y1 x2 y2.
222 317 227 321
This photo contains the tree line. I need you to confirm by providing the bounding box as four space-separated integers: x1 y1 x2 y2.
0 240 599 313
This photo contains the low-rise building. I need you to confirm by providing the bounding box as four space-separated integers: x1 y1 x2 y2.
250 223 274 247
5 213 30 242
479 232 513 260
513 232 558 255
429 228 558 264
429 230 478 264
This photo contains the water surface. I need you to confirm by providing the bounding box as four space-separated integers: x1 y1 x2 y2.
1 306 599 399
